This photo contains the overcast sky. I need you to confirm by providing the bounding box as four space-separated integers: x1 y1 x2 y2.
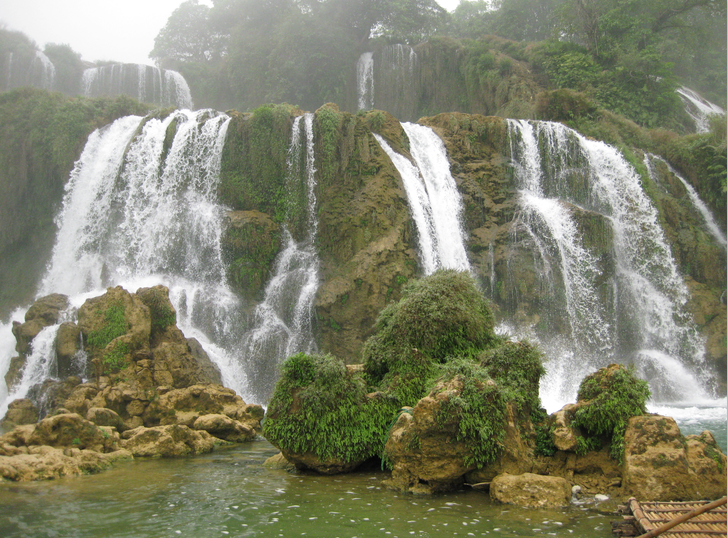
0 0 462 66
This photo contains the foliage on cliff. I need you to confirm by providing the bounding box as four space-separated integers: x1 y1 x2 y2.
572 364 651 462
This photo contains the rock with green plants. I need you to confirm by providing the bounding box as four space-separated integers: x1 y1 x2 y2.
0 286 265 482
263 270 726 503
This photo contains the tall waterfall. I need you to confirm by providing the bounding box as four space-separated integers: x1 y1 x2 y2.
240 113 320 403
506 120 713 408
82 64 194 109
1 50 56 91
0 109 266 416
676 87 725 133
357 52 374 111
374 123 470 274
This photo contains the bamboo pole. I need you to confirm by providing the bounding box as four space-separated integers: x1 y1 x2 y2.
636 496 727 538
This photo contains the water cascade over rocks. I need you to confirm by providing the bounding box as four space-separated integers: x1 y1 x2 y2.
505 120 712 408
240 113 321 403
356 45 418 119
374 123 470 274
676 86 725 133
82 64 194 109
356 52 374 111
2 50 56 91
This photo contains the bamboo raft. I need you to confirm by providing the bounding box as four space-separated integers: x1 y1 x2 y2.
612 497 727 538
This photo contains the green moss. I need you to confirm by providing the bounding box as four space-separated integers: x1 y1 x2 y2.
86 302 128 350
263 353 399 463
572 364 651 463
479 340 544 415
103 342 130 373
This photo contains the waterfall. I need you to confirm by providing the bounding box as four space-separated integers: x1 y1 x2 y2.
676 87 725 133
82 64 194 109
372 44 419 120
357 52 374 111
645 153 726 248
240 113 320 403
33 51 56 90
0 109 262 410
506 120 710 408
374 123 470 274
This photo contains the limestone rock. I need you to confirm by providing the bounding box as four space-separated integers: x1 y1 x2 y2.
384 378 489 494
279 449 362 475
193 414 256 443
622 415 727 501
1 399 39 428
86 407 126 432
264 452 296 472
26 413 117 453
120 424 215 457
55 322 81 378
550 403 582 452
27 376 82 418
490 473 572 508
4 355 26 391
0 446 132 482
24 294 69 325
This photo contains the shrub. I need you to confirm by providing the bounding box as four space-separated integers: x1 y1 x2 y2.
263 353 398 464
571 364 651 462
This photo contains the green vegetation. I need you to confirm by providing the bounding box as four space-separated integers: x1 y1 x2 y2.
262 353 399 464
86 302 131 374
265 270 547 470
571 364 651 463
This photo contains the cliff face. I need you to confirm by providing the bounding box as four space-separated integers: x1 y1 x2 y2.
0 90 724 393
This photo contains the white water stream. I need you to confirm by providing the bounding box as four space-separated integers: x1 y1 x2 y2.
506 120 717 412
374 123 470 274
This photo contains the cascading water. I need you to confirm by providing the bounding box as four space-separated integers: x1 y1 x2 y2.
82 64 194 109
1 49 55 91
644 153 727 248
374 123 470 274
356 52 374 111
33 51 56 90
676 86 725 133
505 120 714 409
0 108 265 417
240 113 320 403
372 44 419 120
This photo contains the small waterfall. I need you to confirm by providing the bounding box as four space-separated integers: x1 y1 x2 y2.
357 52 374 111
506 120 709 408
82 64 194 109
645 153 726 248
33 51 56 90
677 87 725 133
374 44 419 120
374 123 470 274
240 114 320 403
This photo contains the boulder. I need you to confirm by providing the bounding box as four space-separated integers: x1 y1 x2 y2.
0 446 132 481
384 378 486 494
490 473 572 508
279 449 362 475
26 413 117 453
55 322 81 378
27 376 82 418
120 424 215 457
1 399 39 428
550 403 582 452
24 294 69 325
264 452 296 472
86 407 126 432
193 414 256 443
622 415 727 501
4 355 26 391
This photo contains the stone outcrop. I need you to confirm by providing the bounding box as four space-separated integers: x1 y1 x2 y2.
1 399 38 429
490 473 572 508
120 424 216 457
622 415 727 501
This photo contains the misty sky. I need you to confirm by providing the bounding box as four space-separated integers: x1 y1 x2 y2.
0 0 462 66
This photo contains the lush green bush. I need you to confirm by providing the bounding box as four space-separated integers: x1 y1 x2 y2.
362 269 497 396
263 353 398 463
571 363 651 462
480 340 545 415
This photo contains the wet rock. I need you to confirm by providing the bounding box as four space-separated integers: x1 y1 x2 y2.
26 413 117 453
622 415 727 501
120 424 215 457
1 399 39 428
264 452 296 472
0 446 132 482
55 322 81 378
86 407 126 432
490 473 572 508
193 414 255 443
550 403 581 452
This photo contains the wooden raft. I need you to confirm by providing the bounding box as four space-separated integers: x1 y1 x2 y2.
614 497 727 538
